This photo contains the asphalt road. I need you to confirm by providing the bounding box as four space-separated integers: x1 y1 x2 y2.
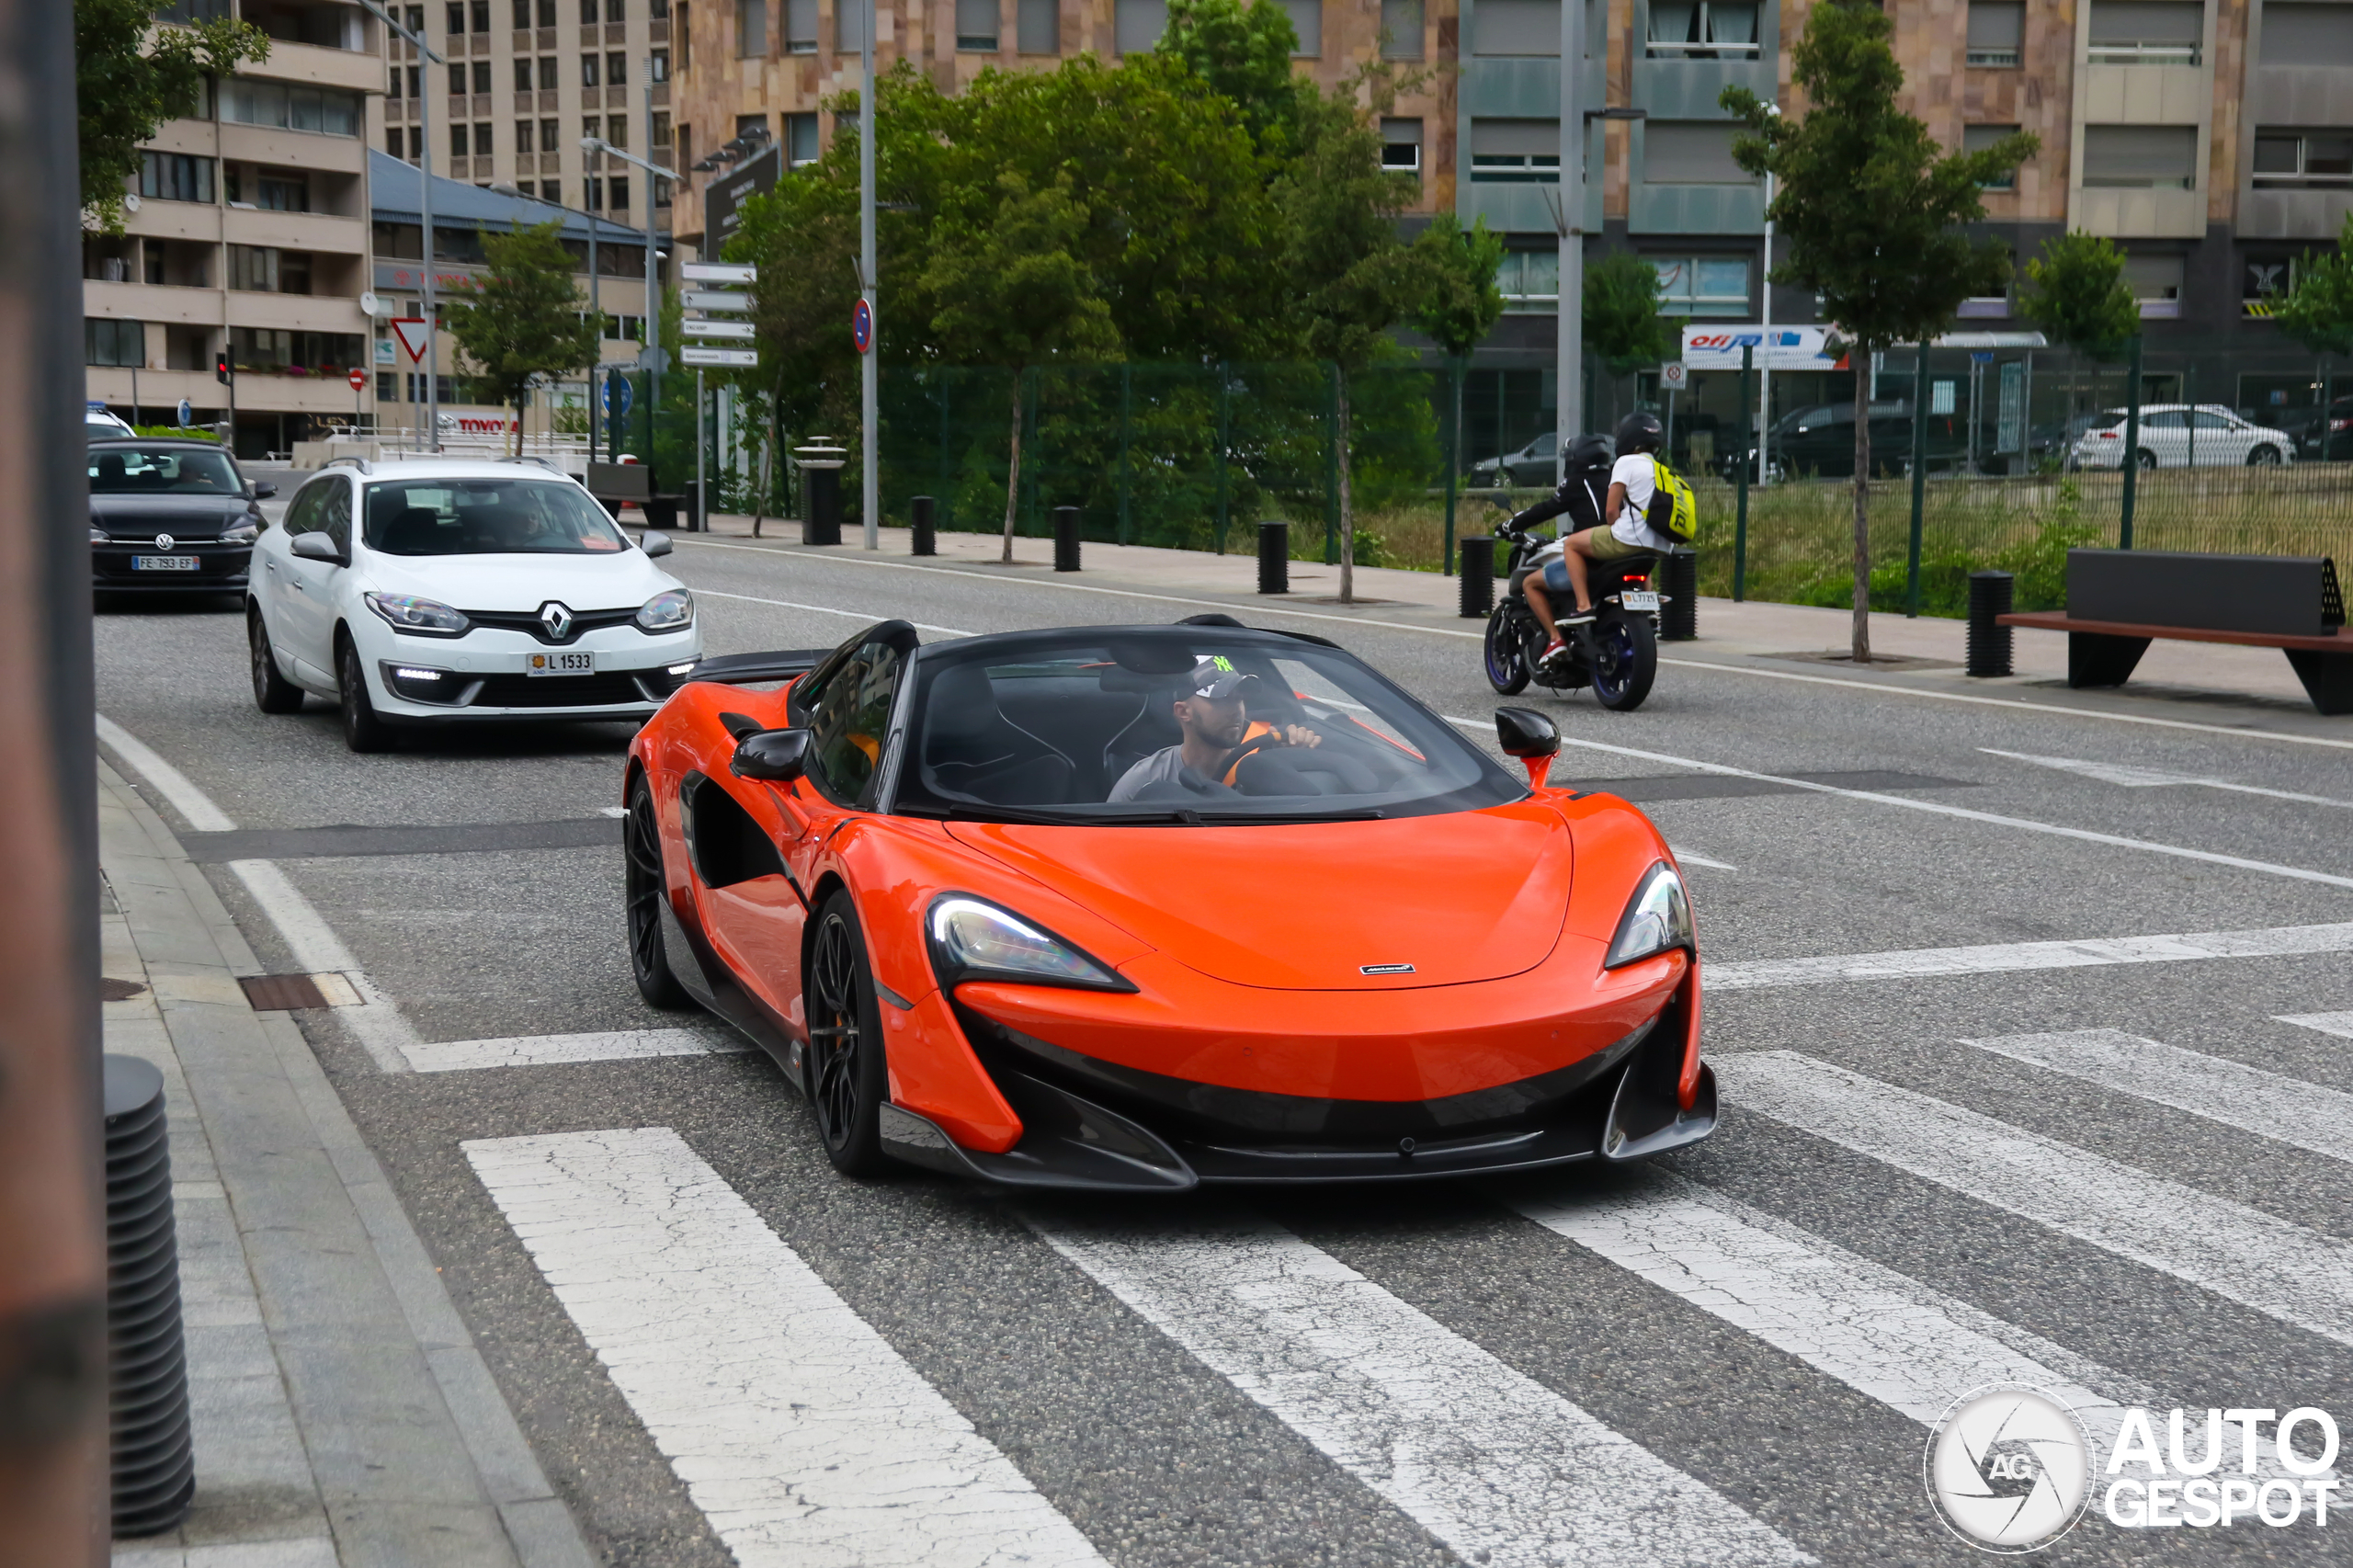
95 535 2353 1568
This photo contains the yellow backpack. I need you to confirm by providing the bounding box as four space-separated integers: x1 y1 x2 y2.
1642 455 1699 543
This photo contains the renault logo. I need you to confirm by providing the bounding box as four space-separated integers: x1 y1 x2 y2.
154 533 175 551
540 602 574 641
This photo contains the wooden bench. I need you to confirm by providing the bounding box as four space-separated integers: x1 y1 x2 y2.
1998 549 2348 714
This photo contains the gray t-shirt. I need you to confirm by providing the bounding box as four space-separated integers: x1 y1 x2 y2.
1108 746 1199 802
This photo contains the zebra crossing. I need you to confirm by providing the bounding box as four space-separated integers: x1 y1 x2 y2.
456 1008 2353 1567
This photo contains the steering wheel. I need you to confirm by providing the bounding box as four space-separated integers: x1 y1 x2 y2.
1214 732 1290 779
1231 743 1381 798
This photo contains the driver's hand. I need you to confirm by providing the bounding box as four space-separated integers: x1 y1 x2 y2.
1280 724 1322 749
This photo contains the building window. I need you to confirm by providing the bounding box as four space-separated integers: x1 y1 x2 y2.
541 117 561 151
836 0 862 49
472 59 493 92
1470 119 1560 182
606 113 628 149
1114 0 1164 55
472 0 490 29
1964 2 2022 67
1498 250 1560 308
139 151 215 204
651 47 668 78
651 0 668 15
257 175 310 210
582 53 600 85
607 51 627 84
957 0 998 48
540 55 559 86
1652 256 1749 316
513 0 530 26
1646 1 1759 60
609 0 625 19
1643 120 1749 184
2259 4 2353 68
787 0 816 51
1381 117 1423 172
1282 0 1319 55
228 245 313 294
583 0 598 22
449 62 467 94
449 123 471 157
446 0 465 30
2124 253 2183 318
517 119 535 154
86 318 145 368
474 121 494 154
584 114 601 147
653 110 671 149
219 81 360 135
786 110 819 165
514 58 534 91
1963 123 2020 188
1017 0 1054 51
1473 0 1558 58
585 175 603 208
2252 130 2353 187
1381 0 1421 58
609 175 630 212
2082 124 2198 188
389 62 406 97
388 126 406 158
2086 1 2201 66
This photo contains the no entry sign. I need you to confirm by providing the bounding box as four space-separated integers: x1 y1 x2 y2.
347 368 368 392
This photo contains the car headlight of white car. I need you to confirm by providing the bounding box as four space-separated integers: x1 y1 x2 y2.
364 592 471 637
635 588 693 631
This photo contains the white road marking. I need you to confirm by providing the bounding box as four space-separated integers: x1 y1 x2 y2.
1962 1028 2353 1165
406 1028 747 1073
1668 846 1736 870
97 713 235 831
1983 747 2353 807
1717 1051 2353 1348
677 537 2353 752
598 805 628 818
1433 717 2353 891
2278 1011 2353 1040
1031 1212 1813 1568
466 1128 1108 1568
1706 921 2353 990
694 587 972 638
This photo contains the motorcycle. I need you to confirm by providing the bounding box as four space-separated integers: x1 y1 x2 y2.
1482 520 1667 711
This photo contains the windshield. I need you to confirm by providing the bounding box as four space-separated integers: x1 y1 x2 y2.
89 446 243 494
893 630 1520 824
361 478 628 555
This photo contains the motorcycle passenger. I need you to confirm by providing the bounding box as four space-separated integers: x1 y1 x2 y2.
1509 435 1613 664
1525 413 1677 668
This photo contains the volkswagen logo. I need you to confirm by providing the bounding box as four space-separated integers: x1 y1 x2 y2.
539 602 574 641
1925 1383 2091 1552
154 533 175 551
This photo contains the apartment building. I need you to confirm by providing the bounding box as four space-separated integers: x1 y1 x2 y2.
83 0 383 458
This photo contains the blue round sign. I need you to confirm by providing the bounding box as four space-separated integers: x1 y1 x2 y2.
852 298 873 355
602 374 634 418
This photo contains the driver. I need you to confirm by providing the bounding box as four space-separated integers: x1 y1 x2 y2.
1107 659 1321 801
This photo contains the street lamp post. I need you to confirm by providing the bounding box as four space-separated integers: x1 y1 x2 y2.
356 0 442 449
859 0 878 549
1558 0 1586 481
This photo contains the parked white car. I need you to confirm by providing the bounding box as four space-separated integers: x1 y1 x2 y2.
2068 404 2296 471
247 457 702 751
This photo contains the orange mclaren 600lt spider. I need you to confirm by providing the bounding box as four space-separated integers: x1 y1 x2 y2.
623 615 1714 1190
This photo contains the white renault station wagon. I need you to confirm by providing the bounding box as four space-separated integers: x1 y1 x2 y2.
247 458 702 751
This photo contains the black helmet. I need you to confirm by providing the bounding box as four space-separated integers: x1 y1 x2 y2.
1567 433 1615 474
1615 411 1665 455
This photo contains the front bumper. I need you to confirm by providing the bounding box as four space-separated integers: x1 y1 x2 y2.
362 622 702 718
92 544 253 591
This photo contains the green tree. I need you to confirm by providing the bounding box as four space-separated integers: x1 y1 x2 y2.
443 222 604 456
1585 250 1677 426
1413 211 1506 471
77 0 269 232
2272 214 2353 358
924 172 1123 562
1156 0 1308 159
1723 0 2035 661
1279 70 1443 602
2018 230 2139 428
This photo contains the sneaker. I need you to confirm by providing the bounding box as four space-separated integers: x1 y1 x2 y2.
1562 605 1598 625
1538 639 1569 667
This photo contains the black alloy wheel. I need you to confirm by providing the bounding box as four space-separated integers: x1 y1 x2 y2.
249 608 303 714
804 892 890 1176
1483 604 1532 695
624 778 694 1009
336 634 394 753
1589 608 1659 712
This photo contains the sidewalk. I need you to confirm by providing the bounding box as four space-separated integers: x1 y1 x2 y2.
97 763 592 1568
683 512 2316 710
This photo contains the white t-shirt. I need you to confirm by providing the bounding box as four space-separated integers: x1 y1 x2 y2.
1608 454 1672 550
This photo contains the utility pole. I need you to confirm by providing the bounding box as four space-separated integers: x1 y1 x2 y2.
358 0 442 449
1557 0 1586 481
859 0 879 549
642 60 660 458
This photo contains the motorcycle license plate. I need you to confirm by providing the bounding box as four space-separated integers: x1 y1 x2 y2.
131 555 199 571
526 650 597 676
1620 591 1661 612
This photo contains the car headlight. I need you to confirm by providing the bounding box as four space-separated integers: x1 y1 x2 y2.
89 525 109 543
1605 862 1695 969
220 519 260 544
363 591 471 636
926 895 1136 993
635 588 692 631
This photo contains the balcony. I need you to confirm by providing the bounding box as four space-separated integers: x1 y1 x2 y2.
2079 62 2208 123
2242 186 2353 242
222 208 366 255
2072 186 2204 238
126 198 223 243
84 278 225 326
246 39 387 94
226 292 370 335
218 121 368 172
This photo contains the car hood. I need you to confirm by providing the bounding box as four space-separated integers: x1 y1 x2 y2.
358 549 680 611
93 494 259 537
944 804 1573 990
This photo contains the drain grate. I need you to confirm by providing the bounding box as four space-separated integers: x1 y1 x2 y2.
239 973 332 1011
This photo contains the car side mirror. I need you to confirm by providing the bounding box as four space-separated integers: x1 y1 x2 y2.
251 482 278 499
730 727 811 784
640 530 673 558
1494 706 1560 790
290 530 346 566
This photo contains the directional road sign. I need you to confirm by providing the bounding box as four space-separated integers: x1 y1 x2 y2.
680 346 759 368
681 290 753 312
680 261 756 286
390 318 431 363
681 319 756 340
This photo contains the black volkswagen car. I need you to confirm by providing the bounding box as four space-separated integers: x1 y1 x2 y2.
89 438 275 597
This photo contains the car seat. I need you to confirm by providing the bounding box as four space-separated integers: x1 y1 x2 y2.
95 452 129 488
922 665 1076 805
378 506 447 554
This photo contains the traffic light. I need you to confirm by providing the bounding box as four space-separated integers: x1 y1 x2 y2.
214 350 232 386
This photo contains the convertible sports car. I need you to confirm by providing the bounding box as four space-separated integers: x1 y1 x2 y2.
623 617 1714 1189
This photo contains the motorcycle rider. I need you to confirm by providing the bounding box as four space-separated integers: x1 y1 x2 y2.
1525 412 1677 668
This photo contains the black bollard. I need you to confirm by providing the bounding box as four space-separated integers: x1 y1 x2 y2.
804 467 842 546
1053 506 1082 572
1257 521 1289 594
1967 570 2015 677
910 494 936 556
1459 536 1495 618
1659 551 1699 642
106 1054 194 1537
